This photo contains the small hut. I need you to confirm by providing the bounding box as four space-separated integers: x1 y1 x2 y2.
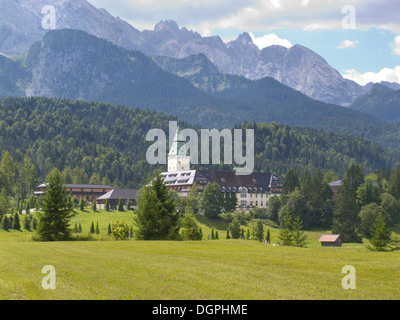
318 235 342 247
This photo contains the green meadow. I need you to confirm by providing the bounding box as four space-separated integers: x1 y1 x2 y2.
0 209 399 300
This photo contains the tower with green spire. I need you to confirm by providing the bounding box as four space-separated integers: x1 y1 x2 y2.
168 127 190 172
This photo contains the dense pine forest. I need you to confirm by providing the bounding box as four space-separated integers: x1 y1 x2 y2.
0 96 399 207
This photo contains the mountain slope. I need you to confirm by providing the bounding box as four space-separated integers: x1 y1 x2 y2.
0 29 392 150
0 0 142 55
350 84 400 123
0 0 373 106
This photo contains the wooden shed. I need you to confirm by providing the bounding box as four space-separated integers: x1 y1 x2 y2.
318 235 342 247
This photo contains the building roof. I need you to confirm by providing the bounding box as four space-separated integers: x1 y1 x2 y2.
161 169 282 193
162 170 197 187
319 235 342 242
169 127 190 156
97 189 139 201
329 180 343 187
36 183 114 189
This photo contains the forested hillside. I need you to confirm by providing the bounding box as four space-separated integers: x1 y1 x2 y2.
2 29 400 151
0 97 399 203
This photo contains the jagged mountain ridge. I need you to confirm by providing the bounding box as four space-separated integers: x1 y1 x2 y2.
0 28 397 151
0 0 384 106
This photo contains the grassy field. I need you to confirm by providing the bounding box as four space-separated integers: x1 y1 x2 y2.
0 209 399 300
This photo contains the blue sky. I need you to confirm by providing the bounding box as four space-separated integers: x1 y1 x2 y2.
88 0 400 84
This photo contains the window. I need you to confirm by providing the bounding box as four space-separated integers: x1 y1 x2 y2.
240 187 248 199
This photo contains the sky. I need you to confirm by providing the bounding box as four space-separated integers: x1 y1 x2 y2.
87 0 400 85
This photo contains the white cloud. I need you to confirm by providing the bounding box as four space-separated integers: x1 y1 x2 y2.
249 33 293 49
337 40 359 49
343 66 400 86
393 36 400 55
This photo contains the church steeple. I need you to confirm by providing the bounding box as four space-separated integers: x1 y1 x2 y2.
168 127 190 172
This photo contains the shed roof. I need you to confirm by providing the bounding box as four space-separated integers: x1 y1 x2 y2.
319 235 341 242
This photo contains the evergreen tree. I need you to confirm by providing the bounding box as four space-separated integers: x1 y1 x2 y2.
367 214 392 251
1 215 10 231
215 231 219 240
126 198 132 211
12 213 21 230
92 201 97 212
246 229 250 240
108 223 112 236
255 221 264 242
24 214 32 231
105 198 110 212
118 197 124 212
332 163 364 243
181 212 202 241
90 222 95 234
266 229 271 244
211 228 215 240
74 223 78 233
282 169 300 195
267 196 281 223
278 208 294 246
292 216 308 247
133 172 179 240
226 228 231 239
95 222 100 234
229 218 241 239
80 198 85 211
33 168 75 241
78 223 82 233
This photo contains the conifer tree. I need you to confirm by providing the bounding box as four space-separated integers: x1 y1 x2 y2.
80 198 85 211
1 215 10 231
33 168 75 241
12 213 21 230
118 197 124 212
332 163 364 243
92 201 97 212
255 221 264 242
292 216 308 247
24 214 32 231
90 222 95 234
367 214 392 251
96 222 100 234
226 228 230 239
278 208 294 246
134 171 179 240
105 198 110 212
266 229 271 244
